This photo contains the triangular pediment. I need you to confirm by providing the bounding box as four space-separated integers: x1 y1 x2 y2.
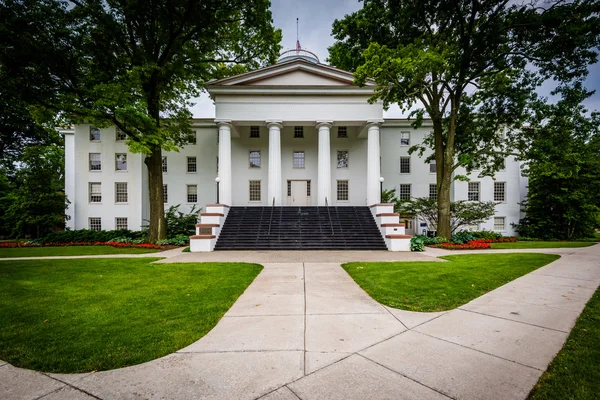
207 58 371 88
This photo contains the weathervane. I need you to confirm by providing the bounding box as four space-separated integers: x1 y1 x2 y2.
296 17 301 51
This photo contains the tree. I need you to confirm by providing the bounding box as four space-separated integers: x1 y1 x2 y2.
328 0 600 239
516 86 600 239
3 144 69 238
396 197 496 235
0 0 282 241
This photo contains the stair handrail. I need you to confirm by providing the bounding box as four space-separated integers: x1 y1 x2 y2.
325 197 334 235
267 197 275 236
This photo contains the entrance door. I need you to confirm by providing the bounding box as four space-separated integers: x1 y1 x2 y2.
291 180 309 206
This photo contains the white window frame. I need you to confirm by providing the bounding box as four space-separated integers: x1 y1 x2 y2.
115 128 126 141
250 126 260 138
400 131 410 146
89 182 101 203
249 180 261 202
429 160 436 174
89 153 101 171
89 217 102 231
249 150 261 168
115 153 127 171
494 216 506 231
294 126 304 138
293 151 305 169
429 184 438 200
468 182 480 201
337 180 349 202
399 184 411 201
400 156 411 174
494 181 506 203
337 150 349 168
115 217 128 230
188 131 197 145
163 184 168 203
337 126 348 138
162 156 167 173
115 182 128 203
90 127 100 141
187 156 197 173
187 184 197 203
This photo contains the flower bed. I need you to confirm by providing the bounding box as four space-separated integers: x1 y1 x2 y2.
437 236 518 250
0 241 160 249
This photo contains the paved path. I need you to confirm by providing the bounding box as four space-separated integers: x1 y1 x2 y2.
1 244 599 399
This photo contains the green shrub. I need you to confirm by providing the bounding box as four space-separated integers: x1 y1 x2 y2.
466 230 503 240
451 232 476 244
413 235 448 245
157 234 189 246
410 236 425 251
41 229 146 244
164 205 200 237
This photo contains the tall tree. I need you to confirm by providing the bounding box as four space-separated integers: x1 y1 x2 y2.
328 0 600 238
0 0 282 241
517 85 600 239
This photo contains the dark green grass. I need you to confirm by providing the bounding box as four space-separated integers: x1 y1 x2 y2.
0 259 262 373
491 241 596 249
0 246 161 258
529 287 600 399
342 254 559 312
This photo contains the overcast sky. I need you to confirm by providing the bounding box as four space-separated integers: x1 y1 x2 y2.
190 0 600 118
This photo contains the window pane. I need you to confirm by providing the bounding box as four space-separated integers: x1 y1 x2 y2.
115 153 127 171
116 128 126 141
115 182 128 203
89 217 101 230
494 182 506 202
337 180 349 201
249 151 261 168
293 151 305 169
90 127 100 141
337 150 349 168
400 131 410 146
399 184 411 200
307 181 311 197
89 153 101 171
294 126 304 138
89 182 101 203
162 156 167 173
188 131 197 145
430 160 436 174
249 180 261 201
163 184 168 203
338 126 347 138
187 157 197 172
187 185 197 203
287 181 292 197
494 217 506 230
115 217 128 230
250 126 260 138
429 184 438 200
400 157 410 173
468 182 480 201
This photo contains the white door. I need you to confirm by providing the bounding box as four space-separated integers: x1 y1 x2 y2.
291 181 309 206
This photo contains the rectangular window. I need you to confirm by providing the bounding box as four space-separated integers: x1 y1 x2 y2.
338 126 348 138
494 182 506 202
250 126 260 138
89 217 102 231
162 156 167 173
249 180 261 201
307 181 311 197
429 184 438 200
249 150 261 168
494 216 506 231
115 153 127 171
187 184 197 203
188 131 197 145
187 156 197 173
116 128 126 141
89 153 101 171
287 180 292 197
163 184 168 203
89 182 101 203
468 182 480 201
294 126 304 138
115 182 128 203
400 156 410 174
399 184 411 200
90 127 100 141
337 180 349 201
400 131 410 146
293 151 305 169
115 217 128 230
337 150 349 168
430 160 437 174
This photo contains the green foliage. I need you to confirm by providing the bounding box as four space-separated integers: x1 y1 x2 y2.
412 234 447 246
516 86 600 240
397 197 496 234
156 234 190 246
410 236 425 251
451 232 476 244
164 205 200 238
467 230 503 241
41 229 146 244
381 188 397 204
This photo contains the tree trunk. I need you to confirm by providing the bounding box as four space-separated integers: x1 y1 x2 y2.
145 144 166 242
433 118 452 239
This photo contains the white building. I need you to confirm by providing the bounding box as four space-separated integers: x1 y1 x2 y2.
64 50 527 248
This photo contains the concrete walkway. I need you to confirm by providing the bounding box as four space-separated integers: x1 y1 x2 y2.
1 244 599 400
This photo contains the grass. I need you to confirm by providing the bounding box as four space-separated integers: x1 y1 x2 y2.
528 286 600 399
0 258 262 373
0 245 161 258
491 241 596 249
342 253 559 312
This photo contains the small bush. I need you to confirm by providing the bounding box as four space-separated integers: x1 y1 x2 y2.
41 229 146 244
451 232 476 244
410 236 425 251
463 230 503 241
164 205 200 237
413 235 448 245
157 234 189 246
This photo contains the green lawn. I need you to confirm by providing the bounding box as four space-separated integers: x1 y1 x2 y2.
0 245 161 258
342 254 559 312
0 258 262 372
491 241 596 249
529 286 600 399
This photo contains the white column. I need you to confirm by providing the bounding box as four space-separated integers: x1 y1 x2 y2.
217 121 232 205
316 121 333 206
267 121 283 205
366 121 382 205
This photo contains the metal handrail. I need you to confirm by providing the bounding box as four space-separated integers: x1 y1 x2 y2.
325 197 334 235
268 197 275 236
